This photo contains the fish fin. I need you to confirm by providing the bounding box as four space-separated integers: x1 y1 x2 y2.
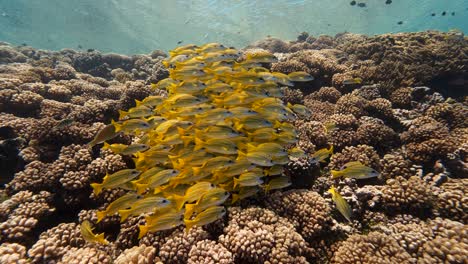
96 232 109 245
233 121 243 131
192 166 202 176
118 110 128 120
111 119 121 132
173 194 186 211
184 219 195 233
138 225 149 239
96 210 107 223
236 150 247 160
181 135 193 147
329 145 334 154
118 209 132 222
246 143 257 153
90 183 103 196
162 60 170 68
102 142 111 151
287 102 293 109
135 183 148 195
135 99 143 107
233 178 239 189
184 204 196 219
231 194 240 204
194 137 204 151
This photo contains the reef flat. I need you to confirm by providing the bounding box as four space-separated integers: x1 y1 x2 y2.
0 30 467 263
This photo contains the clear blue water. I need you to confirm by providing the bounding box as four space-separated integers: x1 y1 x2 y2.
0 0 467 54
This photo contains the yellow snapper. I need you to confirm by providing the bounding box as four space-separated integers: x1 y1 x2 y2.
184 206 226 232
80 220 109 245
231 186 260 203
119 105 153 119
96 193 141 223
331 161 379 179
151 78 179 90
133 169 180 195
135 95 165 107
213 158 256 179
286 102 312 118
204 82 234 95
310 145 333 165
87 124 119 148
263 175 292 192
342 77 362 85
233 116 273 131
118 196 171 222
245 51 278 63
288 147 307 159
173 182 215 210
194 125 241 140
237 151 274 167
184 187 230 218
102 142 149 156
138 212 184 238
192 156 234 176
287 71 314 82
167 81 207 95
194 137 238 155
233 169 265 188
328 186 352 222
91 169 141 195
111 119 151 133
264 164 284 176
196 43 226 53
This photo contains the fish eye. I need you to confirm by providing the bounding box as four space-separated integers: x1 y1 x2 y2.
162 199 168 203
224 192 229 195
228 160 233 163
172 170 177 173
197 107 203 110
220 45 225 48
250 163 255 166
201 82 206 85
211 106 216 109
210 183 215 187
372 170 377 173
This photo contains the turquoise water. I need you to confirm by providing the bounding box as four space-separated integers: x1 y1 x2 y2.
0 0 467 54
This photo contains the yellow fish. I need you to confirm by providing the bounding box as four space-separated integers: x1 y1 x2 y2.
228 107 258 118
119 105 153 119
167 81 207 95
328 186 352 222
111 119 150 133
288 147 307 159
287 102 311 118
204 82 233 95
87 124 119 148
245 51 278 63
151 78 179 90
192 156 234 176
194 137 238 155
118 196 171 222
80 221 109 245
102 142 149 155
195 108 233 124
247 127 278 142
135 95 165 107
138 212 184 238
184 187 230 218
213 159 256 179
287 71 314 82
234 169 264 188
233 116 273 131
264 165 284 176
91 169 141 195
342 77 362 85
237 151 274 167
194 125 240 140
132 167 165 184
263 175 291 192
184 206 226 232
133 169 180 195
310 145 333 164
331 161 379 179
197 43 226 53
246 142 287 156
231 186 259 203
169 44 198 56
173 182 215 210
96 193 141 223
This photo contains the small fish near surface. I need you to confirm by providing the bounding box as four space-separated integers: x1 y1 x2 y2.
331 161 379 179
328 186 352 222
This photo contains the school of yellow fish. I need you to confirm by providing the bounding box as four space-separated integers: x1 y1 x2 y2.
85 43 380 242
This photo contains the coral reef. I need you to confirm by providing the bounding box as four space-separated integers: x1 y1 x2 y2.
0 30 466 263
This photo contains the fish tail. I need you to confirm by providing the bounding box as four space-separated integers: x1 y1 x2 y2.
135 183 148 195
135 99 143 107
90 183 103 196
118 110 128 120
102 142 111 151
162 60 170 68
192 166 202 176
96 232 109 245
184 219 195 233
233 178 239 189
111 119 121 132
329 145 334 154
138 225 149 239
118 209 131 222
233 121 243 131
287 102 293 109
184 204 195 219
96 210 107 223
173 194 186 211
194 137 204 151
231 194 240 204
236 150 246 160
